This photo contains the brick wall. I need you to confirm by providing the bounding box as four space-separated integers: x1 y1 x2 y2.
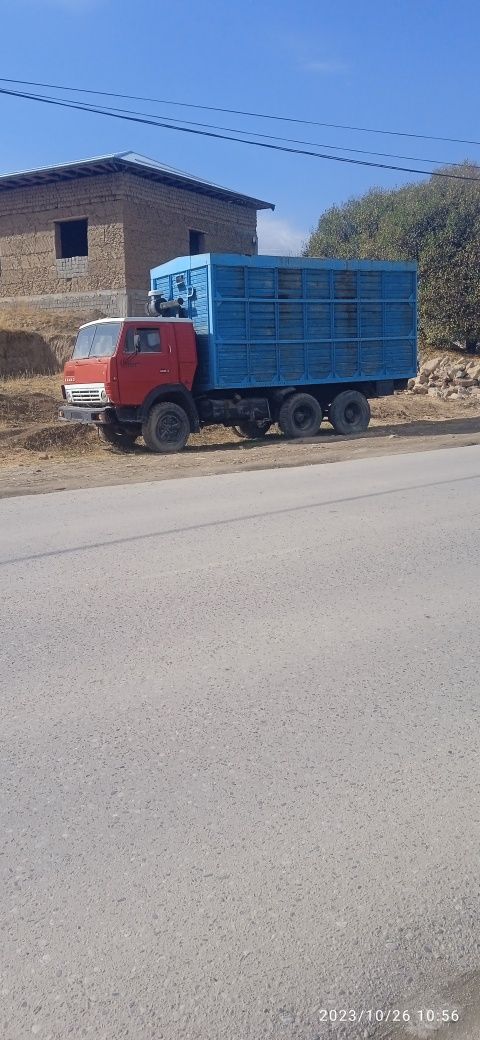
0 169 259 307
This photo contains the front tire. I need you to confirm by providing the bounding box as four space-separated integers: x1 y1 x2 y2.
142 401 190 453
329 391 371 435
278 393 323 438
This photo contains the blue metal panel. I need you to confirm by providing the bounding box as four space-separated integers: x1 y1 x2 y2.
334 270 357 298
305 270 330 298
215 264 245 298
279 303 303 340
247 267 275 297
149 254 418 391
280 343 307 381
358 271 382 298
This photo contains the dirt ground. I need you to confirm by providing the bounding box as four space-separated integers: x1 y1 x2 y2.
1 373 480 499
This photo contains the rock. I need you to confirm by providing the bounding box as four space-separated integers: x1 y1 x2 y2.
455 377 477 387
418 371 428 384
407 378 416 390
421 357 443 377
413 384 428 395
427 387 440 397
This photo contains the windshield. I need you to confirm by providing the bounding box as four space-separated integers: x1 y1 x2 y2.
72 322 122 359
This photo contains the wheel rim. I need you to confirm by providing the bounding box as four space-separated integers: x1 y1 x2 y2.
293 405 314 431
344 403 361 425
157 413 183 442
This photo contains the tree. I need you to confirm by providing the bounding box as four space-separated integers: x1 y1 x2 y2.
305 163 480 349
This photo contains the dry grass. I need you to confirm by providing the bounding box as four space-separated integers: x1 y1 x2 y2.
0 305 105 376
23 424 99 454
0 373 62 424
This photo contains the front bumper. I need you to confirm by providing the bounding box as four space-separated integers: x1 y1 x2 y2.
58 405 116 425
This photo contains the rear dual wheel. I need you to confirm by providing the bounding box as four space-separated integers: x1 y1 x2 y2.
278 393 323 438
329 390 370 435
276 389 371 439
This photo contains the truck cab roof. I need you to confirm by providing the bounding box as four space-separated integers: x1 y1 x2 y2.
79 317 194 329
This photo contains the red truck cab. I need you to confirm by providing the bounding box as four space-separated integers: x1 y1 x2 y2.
59 317 199 451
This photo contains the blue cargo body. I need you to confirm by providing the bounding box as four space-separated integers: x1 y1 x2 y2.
150 253 417 394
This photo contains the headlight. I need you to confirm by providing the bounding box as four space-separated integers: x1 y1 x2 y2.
100 389 108 403
66 389 72 401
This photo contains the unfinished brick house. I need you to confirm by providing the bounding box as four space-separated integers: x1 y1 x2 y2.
0 152 273 315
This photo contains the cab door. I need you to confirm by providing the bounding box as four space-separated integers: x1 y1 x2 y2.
117 323 179 405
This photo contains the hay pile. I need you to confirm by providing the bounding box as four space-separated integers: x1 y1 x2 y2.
0 305 105 376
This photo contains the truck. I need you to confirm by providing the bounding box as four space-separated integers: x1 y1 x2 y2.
59 253 417 452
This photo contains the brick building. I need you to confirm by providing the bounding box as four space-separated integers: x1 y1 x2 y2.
0 152 273 315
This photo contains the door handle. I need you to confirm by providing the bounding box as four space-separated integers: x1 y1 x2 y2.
159 369 169 374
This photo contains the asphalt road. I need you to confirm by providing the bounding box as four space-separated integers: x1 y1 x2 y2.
1 446 480 1040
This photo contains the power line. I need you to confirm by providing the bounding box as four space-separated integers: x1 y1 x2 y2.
12 82 459 168
58 95 467 169
1 85 479 182
2 75 480 149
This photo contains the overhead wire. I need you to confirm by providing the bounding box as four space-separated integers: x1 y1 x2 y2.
1 75 480 148
0 85 479 181
24 93 468 169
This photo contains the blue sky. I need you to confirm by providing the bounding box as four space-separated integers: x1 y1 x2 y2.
1 0 479 253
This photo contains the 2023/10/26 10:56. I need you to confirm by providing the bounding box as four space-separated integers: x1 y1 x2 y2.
318 1008 459 1025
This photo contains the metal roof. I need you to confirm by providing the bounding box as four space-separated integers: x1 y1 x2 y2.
0 151 274 210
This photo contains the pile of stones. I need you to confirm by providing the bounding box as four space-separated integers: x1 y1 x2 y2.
407 355 480 400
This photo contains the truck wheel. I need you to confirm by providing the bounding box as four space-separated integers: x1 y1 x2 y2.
98 426 139 450
232 420 272 439
278 393 323 438
329 391 371 435
142 401 190 453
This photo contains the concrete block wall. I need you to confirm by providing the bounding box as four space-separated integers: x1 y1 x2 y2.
55 257 89 279
0 289 148 318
